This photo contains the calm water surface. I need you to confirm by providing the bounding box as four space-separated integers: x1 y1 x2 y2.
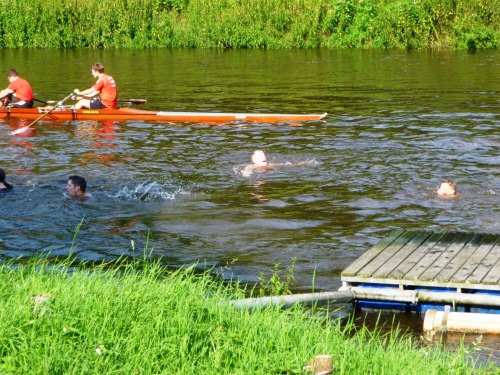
0 48 499 361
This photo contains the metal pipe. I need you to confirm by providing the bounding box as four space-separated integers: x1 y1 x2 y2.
229 290 354 310
230 287 500 316
348 287 500 307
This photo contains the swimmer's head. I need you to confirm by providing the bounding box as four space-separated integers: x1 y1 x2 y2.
252 150 268 167
437 179 457 197
0 168 5 182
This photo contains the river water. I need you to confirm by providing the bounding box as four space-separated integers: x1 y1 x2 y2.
0 48 499 361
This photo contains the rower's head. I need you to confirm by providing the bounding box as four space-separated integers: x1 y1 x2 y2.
252 150 268 167
6 69 19 82
92 63 105 74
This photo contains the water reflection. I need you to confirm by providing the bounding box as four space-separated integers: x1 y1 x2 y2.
250 180 269 203
75 120 120 166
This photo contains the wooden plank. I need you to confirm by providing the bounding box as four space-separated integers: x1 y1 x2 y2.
353 229 420 278
465 238 499 284
391 231 448 280
341 228 407 277
421 232 472 283
404 231 458 281
372 230 433 279
437 233 488 283
457 234 500 284
479 241 500 285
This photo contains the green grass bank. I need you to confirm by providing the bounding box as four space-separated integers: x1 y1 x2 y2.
0 0 498 50
0 257 496 374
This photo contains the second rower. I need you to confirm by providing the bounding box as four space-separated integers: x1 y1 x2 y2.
73 63 118 110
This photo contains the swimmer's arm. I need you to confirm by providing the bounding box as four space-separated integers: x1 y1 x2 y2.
293 160 310 166
242 165 254 177
282 160 314 167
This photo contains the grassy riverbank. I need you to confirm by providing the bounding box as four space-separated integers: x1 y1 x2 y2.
0 0 497 50
0 257 495 374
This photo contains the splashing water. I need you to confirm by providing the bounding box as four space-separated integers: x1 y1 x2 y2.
109 177 190 202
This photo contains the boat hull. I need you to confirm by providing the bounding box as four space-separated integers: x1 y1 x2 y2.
0 107 327 124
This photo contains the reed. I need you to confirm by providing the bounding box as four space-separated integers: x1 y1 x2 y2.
0 256 494 374
0 0 497 49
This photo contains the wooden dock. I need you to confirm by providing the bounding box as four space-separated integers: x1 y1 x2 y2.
230 229 500 316
340 229 500 313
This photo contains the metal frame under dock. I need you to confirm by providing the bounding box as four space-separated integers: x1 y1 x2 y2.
340 228 500 314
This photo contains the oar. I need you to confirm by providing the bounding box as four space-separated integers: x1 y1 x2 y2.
10 92 73 135
33 98 49 105
35 98 146 105
121 98 147 104
70 95 147 105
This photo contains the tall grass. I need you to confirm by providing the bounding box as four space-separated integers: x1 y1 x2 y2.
0 256 495 374
0 0 497 49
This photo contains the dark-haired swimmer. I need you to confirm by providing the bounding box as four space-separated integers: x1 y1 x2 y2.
67 175 91 199
0 168 13 191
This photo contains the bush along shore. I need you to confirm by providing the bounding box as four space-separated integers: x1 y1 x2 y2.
0 0 497 50
0 256 496 374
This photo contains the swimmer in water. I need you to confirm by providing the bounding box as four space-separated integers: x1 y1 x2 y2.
66 175 92 199
0 168 13 191
242 150 312 177
437 179 457 198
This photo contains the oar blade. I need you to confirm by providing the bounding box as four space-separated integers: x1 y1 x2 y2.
9 92 73 136
10 126 32 135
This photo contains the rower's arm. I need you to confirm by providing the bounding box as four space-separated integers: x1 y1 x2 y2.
0 88 13 98
74 87 99 97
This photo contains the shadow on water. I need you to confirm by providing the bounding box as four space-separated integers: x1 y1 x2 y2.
0 48 499 362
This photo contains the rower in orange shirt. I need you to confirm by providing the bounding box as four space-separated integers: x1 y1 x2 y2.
73 62 118 110
0 69 34 108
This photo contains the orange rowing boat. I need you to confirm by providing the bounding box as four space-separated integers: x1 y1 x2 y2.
0 106 327 124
